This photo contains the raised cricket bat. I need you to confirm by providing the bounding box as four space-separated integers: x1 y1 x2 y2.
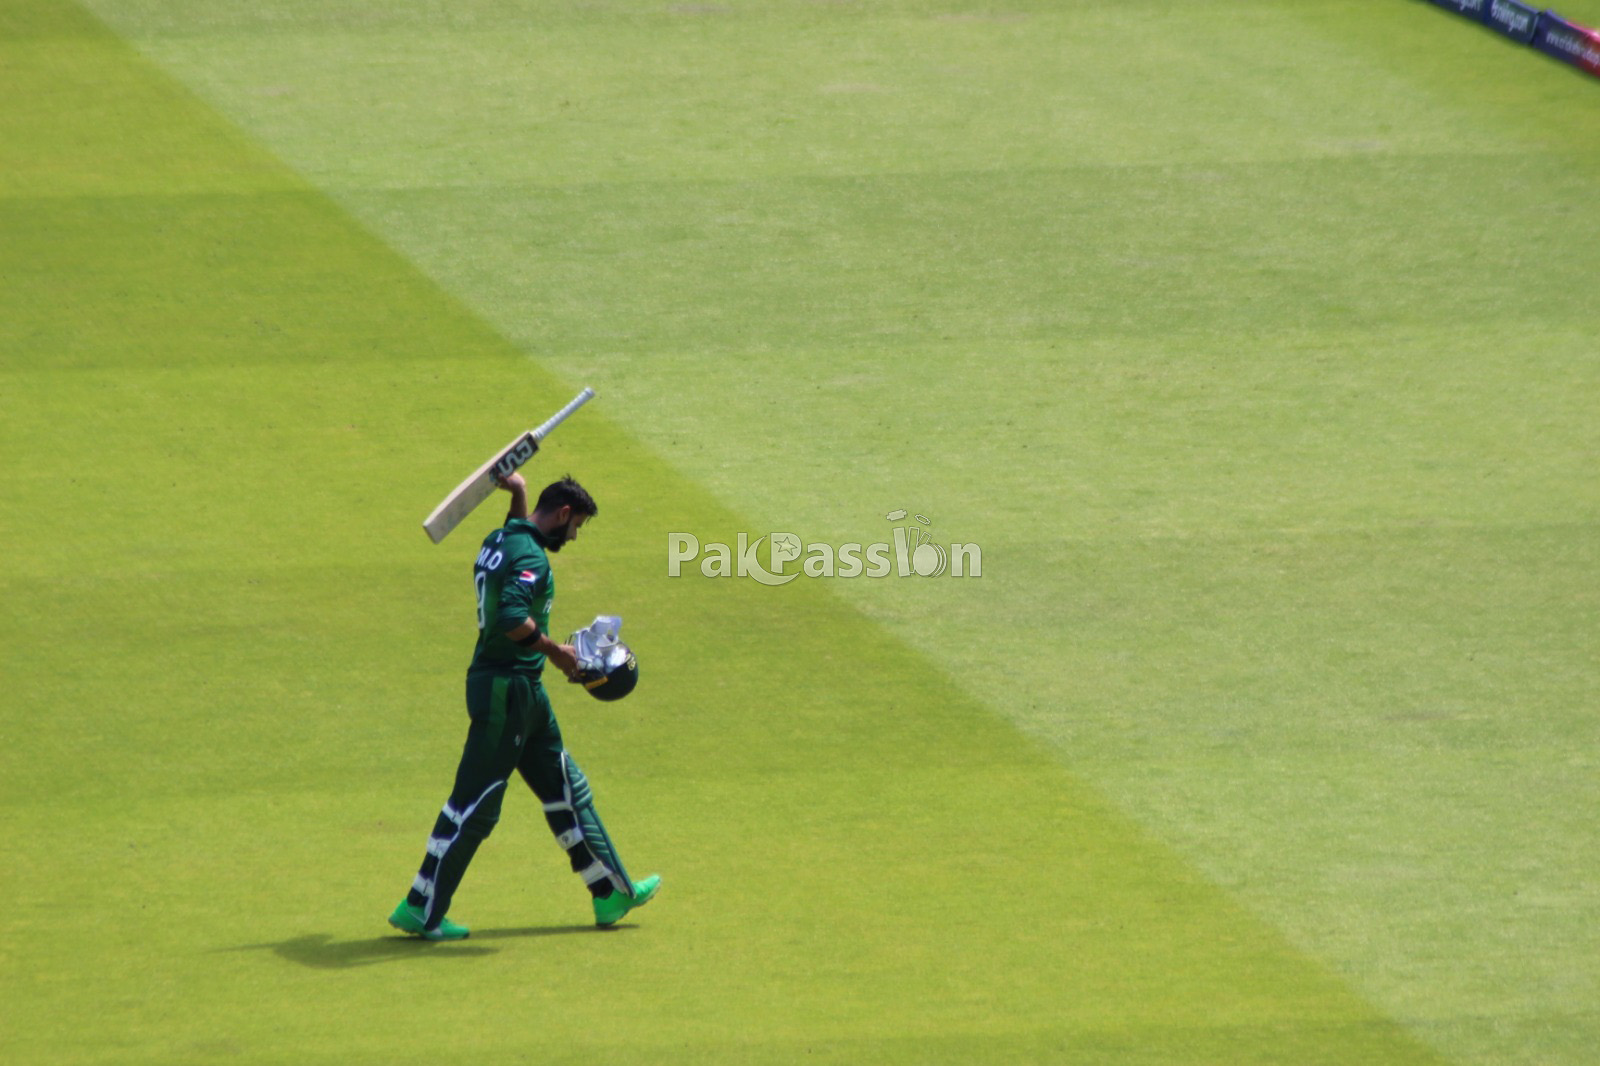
422 387 595 544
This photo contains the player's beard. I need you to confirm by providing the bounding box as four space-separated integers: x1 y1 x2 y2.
545 518 576 552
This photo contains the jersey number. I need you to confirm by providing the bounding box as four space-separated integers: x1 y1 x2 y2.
473 548 504 631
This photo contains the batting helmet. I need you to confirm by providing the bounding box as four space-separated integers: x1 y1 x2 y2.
570 615 640 702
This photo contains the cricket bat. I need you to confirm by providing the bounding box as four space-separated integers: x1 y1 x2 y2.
422 387 596 544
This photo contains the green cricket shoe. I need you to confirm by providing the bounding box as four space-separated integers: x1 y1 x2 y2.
388 900 470 941
593 875 662 928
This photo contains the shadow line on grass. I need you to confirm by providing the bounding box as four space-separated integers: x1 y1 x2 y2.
225 924 628 969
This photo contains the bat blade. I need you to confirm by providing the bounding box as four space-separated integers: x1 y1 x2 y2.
421 431 538 545
421 387 595 544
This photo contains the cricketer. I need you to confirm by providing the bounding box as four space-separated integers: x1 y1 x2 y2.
389 473 660 939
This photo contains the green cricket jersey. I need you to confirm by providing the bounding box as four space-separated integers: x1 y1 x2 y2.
467 519 555 675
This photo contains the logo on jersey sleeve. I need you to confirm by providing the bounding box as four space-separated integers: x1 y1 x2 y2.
518 570 543 588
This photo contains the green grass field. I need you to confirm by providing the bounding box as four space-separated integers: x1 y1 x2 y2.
3 1 1597 1062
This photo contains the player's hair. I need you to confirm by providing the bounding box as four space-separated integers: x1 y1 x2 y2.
536 475 598 518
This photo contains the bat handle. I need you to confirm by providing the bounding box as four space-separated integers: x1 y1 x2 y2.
532 386 596 441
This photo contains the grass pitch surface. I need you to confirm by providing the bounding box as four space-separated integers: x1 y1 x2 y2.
3 1 1596 1063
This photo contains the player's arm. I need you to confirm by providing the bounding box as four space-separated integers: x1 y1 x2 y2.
495 549 578 678
504 618 579 679
494 472 529 522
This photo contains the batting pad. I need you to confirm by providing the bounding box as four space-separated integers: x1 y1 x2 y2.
543 751 633 896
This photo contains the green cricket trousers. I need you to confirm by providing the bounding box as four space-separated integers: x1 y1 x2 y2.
404 670 605 931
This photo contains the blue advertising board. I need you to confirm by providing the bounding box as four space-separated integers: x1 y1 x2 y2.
1481 0 1542 41
1532 11 1600 74
1417 0 1600 80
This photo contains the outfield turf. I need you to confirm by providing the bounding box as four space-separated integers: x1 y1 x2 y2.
3 1 1597 1063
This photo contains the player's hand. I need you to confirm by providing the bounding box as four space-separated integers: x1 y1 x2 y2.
544 642 580 681
493 471 526 492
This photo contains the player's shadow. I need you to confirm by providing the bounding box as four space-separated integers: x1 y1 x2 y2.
230 925 625 970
